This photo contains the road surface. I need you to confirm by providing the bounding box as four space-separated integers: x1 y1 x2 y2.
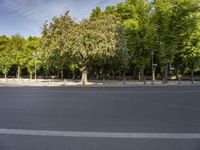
0 86 200 150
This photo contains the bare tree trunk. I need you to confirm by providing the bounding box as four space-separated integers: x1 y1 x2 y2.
139 68 144 81
17 66 20 79
132 66 136 79
162 68 165 84
165 65 168 83
191 70 194 83
61 69 64 80
123 73 126 85
119 71 122 81
45 73 48 79
138 72 141 81
175 68 179 80
30 73 32 79
81 65 87 85
141 68 144 81
72 70 75 80
4 73 7 79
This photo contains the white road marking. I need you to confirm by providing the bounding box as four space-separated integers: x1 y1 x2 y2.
0 129 200 139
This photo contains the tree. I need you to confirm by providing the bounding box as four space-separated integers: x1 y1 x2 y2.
42 12 75 79
90 7 103 18
7 34 25 79
117 0 153 80
24 36 42 79
153 0 200 82
69 14 124 84
182 12 200 82
0 35 13 78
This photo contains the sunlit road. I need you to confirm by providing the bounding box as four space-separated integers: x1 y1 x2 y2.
0 86 200 150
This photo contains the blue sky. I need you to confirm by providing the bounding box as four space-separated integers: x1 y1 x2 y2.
0 0 124 38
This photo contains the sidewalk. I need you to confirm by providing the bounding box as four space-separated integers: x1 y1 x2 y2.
0 78 200 87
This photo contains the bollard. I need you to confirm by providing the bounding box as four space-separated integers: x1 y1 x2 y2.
49 79 51 85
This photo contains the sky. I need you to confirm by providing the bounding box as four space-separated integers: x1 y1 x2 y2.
0 0 125 38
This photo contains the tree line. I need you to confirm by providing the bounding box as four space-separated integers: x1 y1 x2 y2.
0 0 200 83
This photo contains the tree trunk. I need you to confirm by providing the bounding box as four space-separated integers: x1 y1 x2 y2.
119 71 122 81
162 68 165 83
61 69 64 80
162 65 168 83
4 73 7 79
72 70 75 80
139 68 144 81
123 73 126 85
17 66 20 79
191 70 194 83
132 66 136 79
141 68 144 81
175 68 179 80
45 72 48 79
165 65 168 83
138 72 141 81
81 65 87 85
30 72 32 79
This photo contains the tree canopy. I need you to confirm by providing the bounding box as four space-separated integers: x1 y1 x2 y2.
0 0 199 82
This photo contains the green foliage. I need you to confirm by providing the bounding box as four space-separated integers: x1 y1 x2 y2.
0 36 12 77
148 0 200 78
90 7 103 18
118 0 153 76
0 0 200 79
7 34 26 78
24 36 42 78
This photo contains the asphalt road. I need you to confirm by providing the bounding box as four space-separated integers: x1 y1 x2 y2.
0 86 200 150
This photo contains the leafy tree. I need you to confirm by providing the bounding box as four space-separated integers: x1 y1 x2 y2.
153 0 200 81
69 14 124 84
117 0 153 80
0 35 13 78
90 7 103 18
24 36 42 79
42 12 75 79
0 35 9 52
182 12 200 81
7 34 25 79
69 64 79 80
